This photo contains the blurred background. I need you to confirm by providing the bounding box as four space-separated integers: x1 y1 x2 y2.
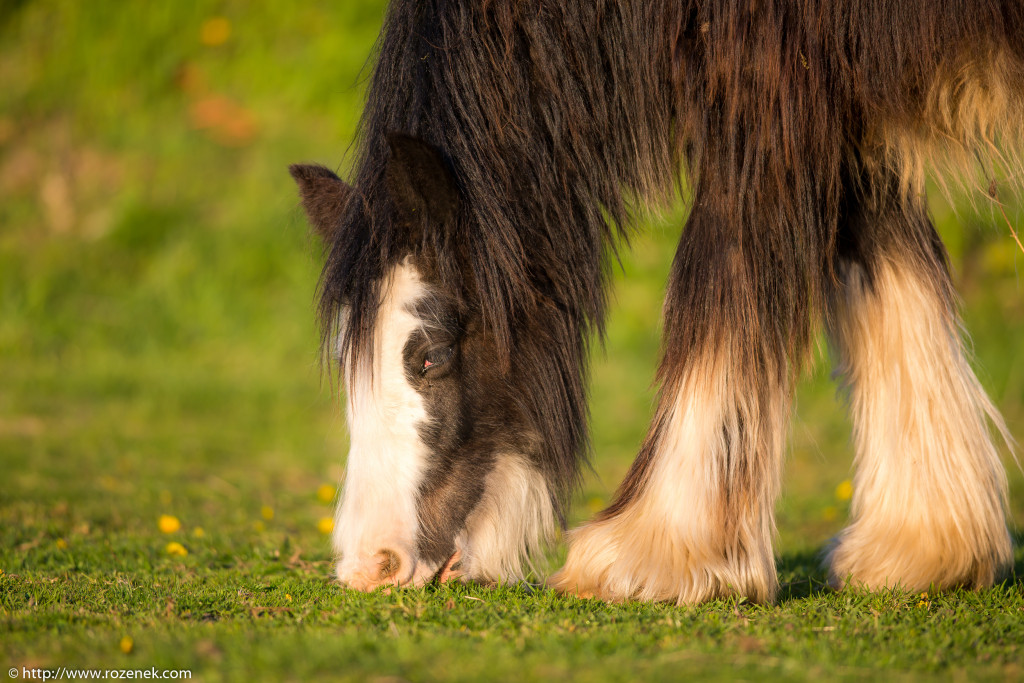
2 0 1022 576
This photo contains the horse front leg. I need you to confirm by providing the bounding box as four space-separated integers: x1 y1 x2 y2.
551 198 809 604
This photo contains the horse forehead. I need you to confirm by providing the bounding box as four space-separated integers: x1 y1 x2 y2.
347 260 430 429
374 259 429 354
385 260 428 321
343 259 428 400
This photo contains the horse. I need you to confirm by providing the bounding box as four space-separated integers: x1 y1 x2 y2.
290 0 1023 603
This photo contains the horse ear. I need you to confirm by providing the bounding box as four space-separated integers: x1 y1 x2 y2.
289 164 352 245
385 133 459 225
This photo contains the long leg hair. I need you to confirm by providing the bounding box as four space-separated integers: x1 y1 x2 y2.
552 0 1022 603
825 167 1013 590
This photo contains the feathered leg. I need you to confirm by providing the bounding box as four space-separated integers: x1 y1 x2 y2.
550 197 812 604
826 183 1012 591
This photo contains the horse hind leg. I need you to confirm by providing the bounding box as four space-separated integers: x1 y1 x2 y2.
825 193 1012 591
550 202 803 604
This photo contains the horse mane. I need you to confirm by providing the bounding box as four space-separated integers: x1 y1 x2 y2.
319 0 682 503
326 0 1024 365
321 0 681 362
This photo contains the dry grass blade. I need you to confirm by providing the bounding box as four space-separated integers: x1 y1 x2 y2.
987 179 1024 256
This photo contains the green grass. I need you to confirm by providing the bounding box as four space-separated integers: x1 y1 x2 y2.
2 2 1023 680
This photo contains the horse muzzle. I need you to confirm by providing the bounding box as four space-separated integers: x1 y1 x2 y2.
336 545 464 591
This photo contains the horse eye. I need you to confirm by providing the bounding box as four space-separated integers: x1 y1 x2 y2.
422 346 453 373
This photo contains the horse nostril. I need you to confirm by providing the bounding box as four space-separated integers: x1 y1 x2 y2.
377 549 401 579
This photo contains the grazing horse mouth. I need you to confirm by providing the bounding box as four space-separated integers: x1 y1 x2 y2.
342 546 464 592
409 547 464 586
434 549 463 583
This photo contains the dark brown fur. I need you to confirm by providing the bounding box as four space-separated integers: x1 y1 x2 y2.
606 0 1023 514
296 0 1023 593
288 164 351 245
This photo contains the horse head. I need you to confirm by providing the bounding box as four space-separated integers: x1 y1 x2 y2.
291 133 572 590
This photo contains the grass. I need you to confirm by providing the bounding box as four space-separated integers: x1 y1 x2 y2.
2 1 1023 680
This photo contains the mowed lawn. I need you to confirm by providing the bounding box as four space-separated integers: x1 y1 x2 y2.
2 2 1024 681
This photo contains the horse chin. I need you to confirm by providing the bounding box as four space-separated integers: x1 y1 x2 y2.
434 548 465 583
409 547 465 587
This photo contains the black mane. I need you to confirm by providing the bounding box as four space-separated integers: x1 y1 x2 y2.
320 1 681 507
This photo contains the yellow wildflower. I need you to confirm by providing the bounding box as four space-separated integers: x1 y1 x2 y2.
120 636 134 654
200 17 231 46
158 515 181 534
317 517 334 535
317 484 337 504
165 542 188 557
835 479 853 501
261 506 274 521
56 538 69 550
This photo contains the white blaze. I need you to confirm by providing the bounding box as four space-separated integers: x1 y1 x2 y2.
333 259 431 589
